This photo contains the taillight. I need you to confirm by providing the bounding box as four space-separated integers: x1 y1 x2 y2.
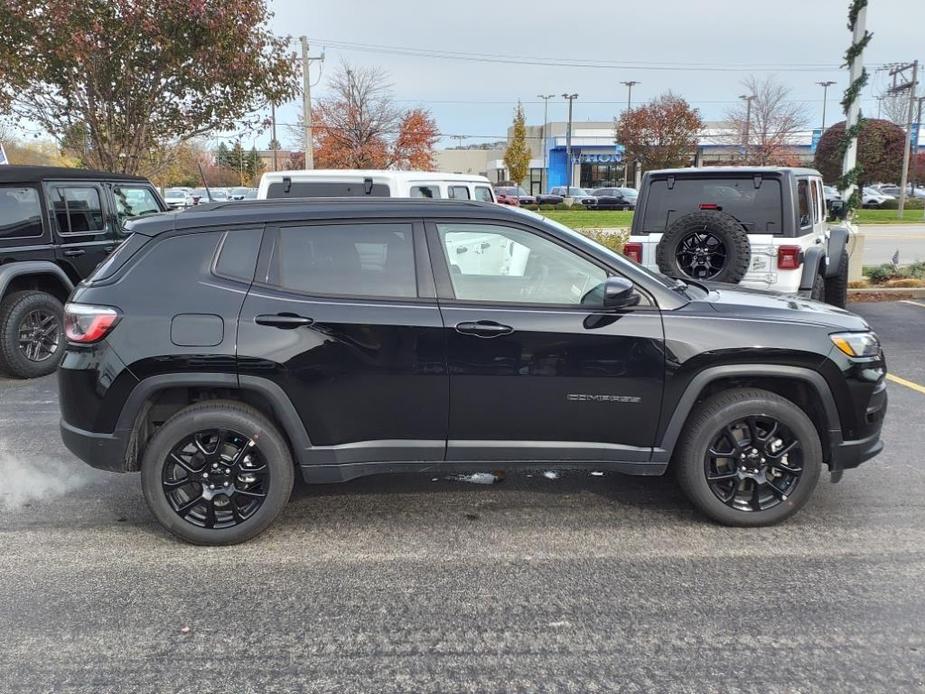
64 303 121 343
623 241 643 263
777 245 802 270
699 203 720 210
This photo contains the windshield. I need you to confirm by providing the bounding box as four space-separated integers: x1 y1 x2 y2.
641 176 784 234
495 187 518 196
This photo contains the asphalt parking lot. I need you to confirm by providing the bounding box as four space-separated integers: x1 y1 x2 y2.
1 302 924 693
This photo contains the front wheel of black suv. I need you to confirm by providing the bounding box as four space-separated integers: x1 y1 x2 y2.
0 290 64 379
674 388 821 526
140 400 294 545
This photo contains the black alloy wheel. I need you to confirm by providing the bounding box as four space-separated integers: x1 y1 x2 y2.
18 308 60 363
704 415 803 512
162 428 269 529
676 230 728 280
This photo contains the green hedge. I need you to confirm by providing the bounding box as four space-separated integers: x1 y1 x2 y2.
864 261 925 283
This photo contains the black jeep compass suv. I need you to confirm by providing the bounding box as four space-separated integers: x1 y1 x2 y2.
58 199 886 544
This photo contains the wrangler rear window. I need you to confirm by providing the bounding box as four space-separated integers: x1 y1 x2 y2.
642 177 783 234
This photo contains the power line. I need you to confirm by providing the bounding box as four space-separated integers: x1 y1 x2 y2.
310 37 855 73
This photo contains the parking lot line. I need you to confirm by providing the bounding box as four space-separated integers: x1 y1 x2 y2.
886 373 925 396
899 300 925 309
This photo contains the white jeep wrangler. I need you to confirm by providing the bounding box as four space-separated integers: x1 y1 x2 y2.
623 167 850 307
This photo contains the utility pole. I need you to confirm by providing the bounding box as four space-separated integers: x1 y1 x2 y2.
817 80 836 131
270 102 278 171
300 36 324 170
620 81 639 187
739 94 755 162
562 93 578 196
537 94 554 193
888 60 918 215
916 96 925 199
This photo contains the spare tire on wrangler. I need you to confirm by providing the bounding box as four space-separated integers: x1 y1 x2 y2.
655 211 751 283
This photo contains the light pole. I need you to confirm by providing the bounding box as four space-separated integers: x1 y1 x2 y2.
562 93 578 196
739 94 755 162
817 80 836 131
537 94 554 194
621 81 640 186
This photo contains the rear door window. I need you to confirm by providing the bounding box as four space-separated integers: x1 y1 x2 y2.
0 186 43 239
270 223 417 299
641 177 783 234
410 185 441 199
265 181 391 198
448 186 470 200
474 186 494 202
48 185 106 234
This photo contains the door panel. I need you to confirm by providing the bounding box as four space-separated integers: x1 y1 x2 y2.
236 221 447 463
427 220 665 462
47 182 118 278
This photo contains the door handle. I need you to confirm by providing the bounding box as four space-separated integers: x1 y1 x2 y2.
255 313 314 329
455 320 514 338
63 249 86 257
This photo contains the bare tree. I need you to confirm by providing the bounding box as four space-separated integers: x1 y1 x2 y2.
878 90 913 125
724 76 810 165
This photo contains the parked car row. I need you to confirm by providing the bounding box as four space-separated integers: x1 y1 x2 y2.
493 184 639 210
162 186 257 209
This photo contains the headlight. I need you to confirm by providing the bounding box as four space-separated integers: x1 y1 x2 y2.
830 331 880 358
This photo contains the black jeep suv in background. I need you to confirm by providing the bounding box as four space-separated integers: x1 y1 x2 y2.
0 166 166 378
58 199 886 545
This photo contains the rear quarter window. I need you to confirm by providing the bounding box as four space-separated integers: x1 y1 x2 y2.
642 177 784 234
213 228 262 282
0 186 43 239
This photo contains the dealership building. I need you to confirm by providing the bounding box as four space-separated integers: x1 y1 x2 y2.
435 121 826 194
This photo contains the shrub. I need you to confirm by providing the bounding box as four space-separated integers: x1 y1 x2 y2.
578 228 629 254
864 261 925 284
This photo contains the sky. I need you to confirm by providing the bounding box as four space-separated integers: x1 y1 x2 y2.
254 0 925 151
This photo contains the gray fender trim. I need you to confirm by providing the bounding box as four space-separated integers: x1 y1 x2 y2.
824 226 849 278
652 364 842 464
0 261 74 297
115 372 313 456
800 245 826 290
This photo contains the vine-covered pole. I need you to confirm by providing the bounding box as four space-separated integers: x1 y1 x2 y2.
839 0 872 212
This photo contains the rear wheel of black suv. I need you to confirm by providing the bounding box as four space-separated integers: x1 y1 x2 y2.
674 388 821 526
0 290 64 379
140 401 294 545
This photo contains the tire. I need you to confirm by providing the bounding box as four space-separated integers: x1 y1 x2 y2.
674 388 821 527
824 250 849 308
655 211 751 283
140 400 295 545
0 290 65 379
809 271 826 302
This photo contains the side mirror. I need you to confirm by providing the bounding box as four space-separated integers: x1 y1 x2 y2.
602 276 640 309
828 199 847 221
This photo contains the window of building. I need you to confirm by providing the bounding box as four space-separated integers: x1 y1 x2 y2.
50 186 105 234
436 223 607 305
448 185 470 200
271 224 416 299
410 185 441 199
0 186 43 239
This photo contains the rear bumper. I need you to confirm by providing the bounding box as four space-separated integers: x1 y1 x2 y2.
60 419 129 472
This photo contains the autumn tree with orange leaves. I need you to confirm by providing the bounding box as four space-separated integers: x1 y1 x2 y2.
615 93 703 173
298 62 438 170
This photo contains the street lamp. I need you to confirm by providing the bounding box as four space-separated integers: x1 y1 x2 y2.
562 93 578 196
620 81 640 186
739 94 755 162
817 80 836 131
537 94 555 194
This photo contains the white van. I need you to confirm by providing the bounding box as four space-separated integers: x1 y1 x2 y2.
257 169 497 203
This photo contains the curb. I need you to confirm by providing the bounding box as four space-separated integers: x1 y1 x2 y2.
848 287 925 301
